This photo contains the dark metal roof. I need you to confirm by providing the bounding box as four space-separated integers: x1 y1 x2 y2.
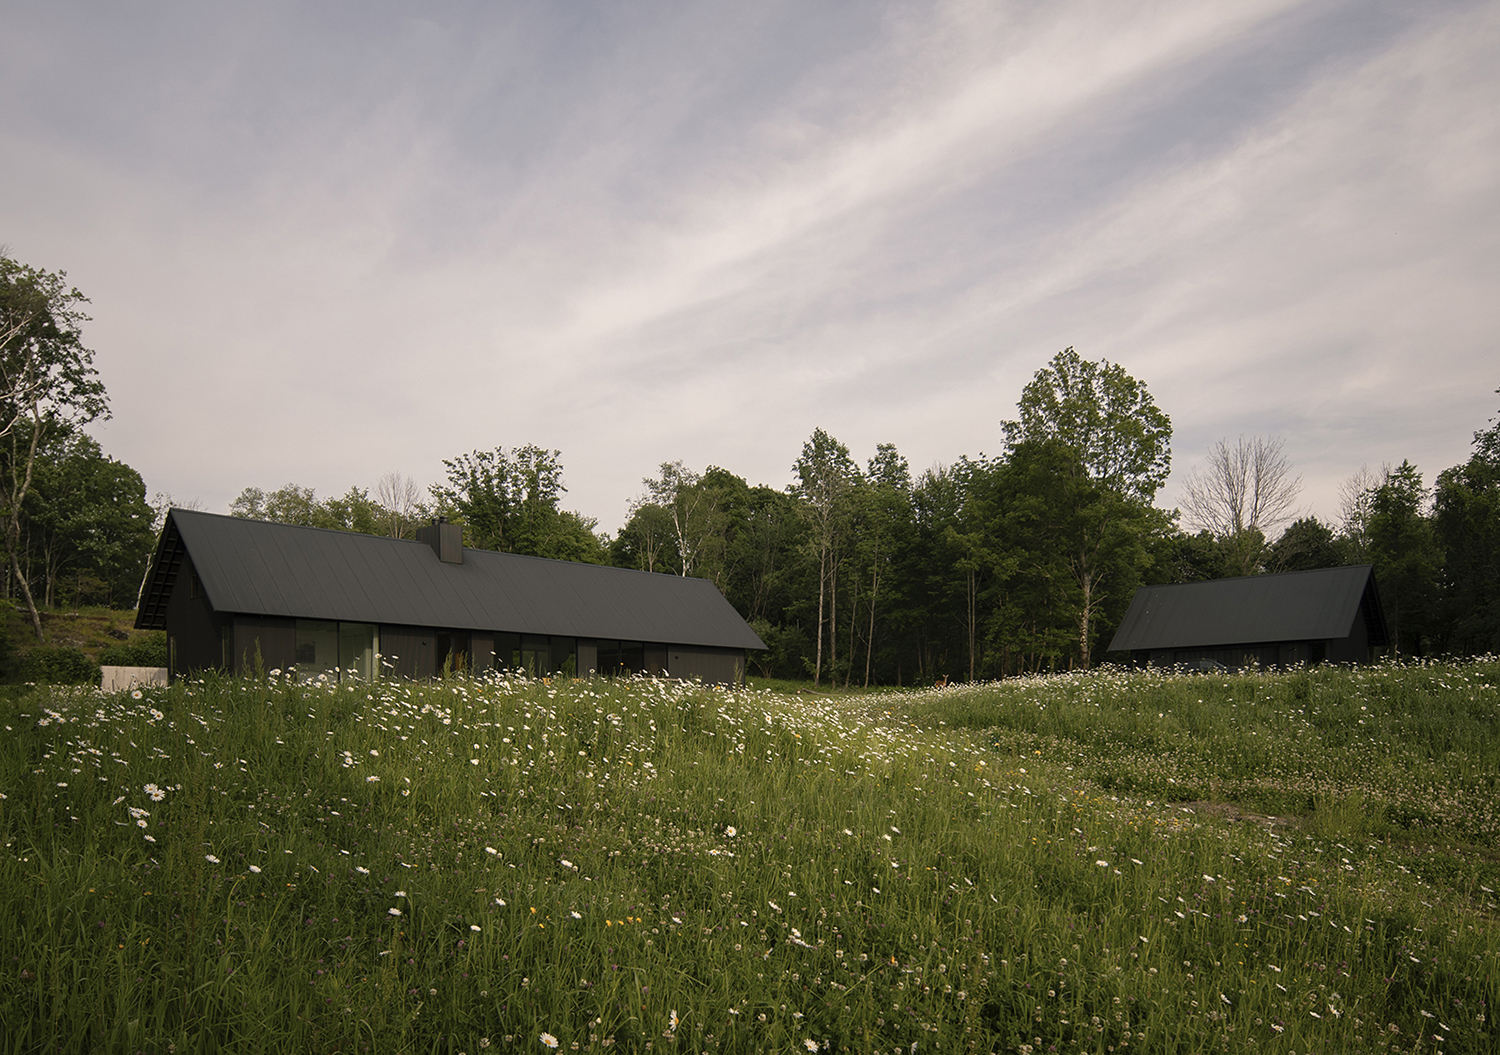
1108 565 1387 652
137 509 765 650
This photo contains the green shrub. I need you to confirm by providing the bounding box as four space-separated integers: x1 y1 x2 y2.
0 619 14 681
97 631 168 668
19 645 99 684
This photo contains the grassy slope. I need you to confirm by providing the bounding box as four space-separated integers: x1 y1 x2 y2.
1 664 1496 1053
0 604 158 662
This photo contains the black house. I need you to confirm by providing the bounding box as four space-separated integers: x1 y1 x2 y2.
1108 564 1389 670
136 510 764 684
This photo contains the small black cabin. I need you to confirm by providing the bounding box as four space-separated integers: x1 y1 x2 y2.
1108 564 1388 670
136 510 764 684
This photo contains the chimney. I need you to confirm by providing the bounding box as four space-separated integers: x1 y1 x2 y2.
416 517 463 564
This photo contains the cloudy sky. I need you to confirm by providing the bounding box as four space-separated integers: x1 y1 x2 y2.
3 0 1496 533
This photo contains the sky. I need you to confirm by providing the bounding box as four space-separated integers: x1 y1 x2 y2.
2 0 1497 535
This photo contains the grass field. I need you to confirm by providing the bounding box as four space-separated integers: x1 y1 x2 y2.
2 661 1496 1053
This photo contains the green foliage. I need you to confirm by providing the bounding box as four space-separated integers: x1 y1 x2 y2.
431 445 607 563
1268 516 1348 573
0 255 109 432
21 430 154 608
610 494 678 573
1002 346 1173 502
2 666 1496 1052
0 617 13 680
1366 461 1443 655
0 254 112 637
1434 397 1500 653
230 483 389 536
746 617 810 678
1001 440 1167 668
18 644 98 683
97 631 169 668
1157 528 1237 583
793 428 861 687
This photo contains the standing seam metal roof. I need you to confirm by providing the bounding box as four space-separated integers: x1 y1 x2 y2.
1107 565 1383 652
138 509 765 649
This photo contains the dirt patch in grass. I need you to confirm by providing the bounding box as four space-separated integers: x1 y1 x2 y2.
1174 799 1301 831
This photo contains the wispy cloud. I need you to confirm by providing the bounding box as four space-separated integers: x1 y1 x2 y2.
1 1 1493 527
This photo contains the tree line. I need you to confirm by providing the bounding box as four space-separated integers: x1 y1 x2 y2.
5 252 1498 672
221 351 1500 684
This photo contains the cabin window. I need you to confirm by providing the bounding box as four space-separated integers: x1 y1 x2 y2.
520 635 549 675
435 630 470 674
294 620 379 681
594 640 645 676
295 620 339 678
339 623 379 681
549 637 576 678
495 632 520 670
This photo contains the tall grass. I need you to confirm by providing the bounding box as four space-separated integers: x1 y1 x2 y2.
1 662 1496 1053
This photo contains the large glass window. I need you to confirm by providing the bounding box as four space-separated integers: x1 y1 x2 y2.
435 630 471 674
549 637 577 678
619 641 644 674
520 635 549 676
495 632 520 671
295 620 339 679
508 634 579 676
296 619 379 681
339 623 379 681
594 640 644 677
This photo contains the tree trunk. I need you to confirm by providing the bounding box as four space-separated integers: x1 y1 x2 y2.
1078 570 1093 670
967 567 977 682
864 557 879 688
845 567 859 690
10 552 42 640
4 411 45 640
829 552 838 689
813 544 827 688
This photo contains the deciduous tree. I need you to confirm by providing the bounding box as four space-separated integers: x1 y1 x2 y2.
1365 461 1441 655
431 445 606 563
1434 397 1500 653
1002 346 1172 502
1269 516 1348 573
0 256 108 638
1179 435 1302 576
22 431 153 608
793 428 858 688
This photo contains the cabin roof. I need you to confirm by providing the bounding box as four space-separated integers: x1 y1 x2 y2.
1107 565 1387 653
137 509 765 650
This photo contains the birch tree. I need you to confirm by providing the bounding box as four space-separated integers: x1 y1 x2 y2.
0 256 108 639
793 428 858 688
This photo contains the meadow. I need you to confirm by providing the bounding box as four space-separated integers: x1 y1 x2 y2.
1 661 1496 1054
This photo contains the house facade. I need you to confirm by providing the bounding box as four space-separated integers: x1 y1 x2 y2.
136 510 764 684
1108 564 1389 670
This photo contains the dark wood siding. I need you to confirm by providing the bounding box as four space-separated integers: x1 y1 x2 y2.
666 646 745 685
471 631 495 673
163 558 226 677
1327 619 1369 664
643 645 667 676
576 639 598 676
382 625 435 679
